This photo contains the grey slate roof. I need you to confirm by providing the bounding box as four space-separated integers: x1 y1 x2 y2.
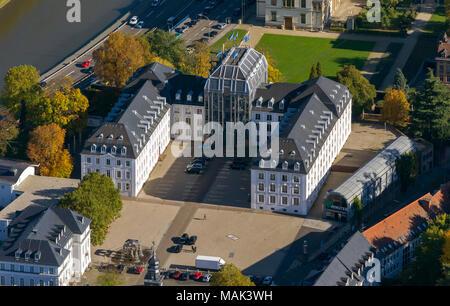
253 77 352 174
0 158 36 185
314 231 374 286
82 80 170 159
0 205 91 267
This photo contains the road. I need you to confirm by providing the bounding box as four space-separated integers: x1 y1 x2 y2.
41 0 245 88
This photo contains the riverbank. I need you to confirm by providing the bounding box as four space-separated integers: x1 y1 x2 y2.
0 0 10 9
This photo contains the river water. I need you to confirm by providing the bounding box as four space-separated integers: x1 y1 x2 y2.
0 0 135 89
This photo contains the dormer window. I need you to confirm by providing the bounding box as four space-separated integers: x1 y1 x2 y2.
34 251 41 262
290 151 296 157
294 162 300 171
282 161 288 170
268 97 274 109
108 134 113 140
279 99 285 111
111 146 117 154
187 90 193 102
24 251 31 261
122 146 127 155
176 89 182 101
118 135 124 141
98 133 104 139
101 145 106 153
91 144 97 152
198 94 203 102
257 96 263 107
279 149 284 156
15 249 22 260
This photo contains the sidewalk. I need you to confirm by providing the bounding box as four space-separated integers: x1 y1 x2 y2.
380 2 437 89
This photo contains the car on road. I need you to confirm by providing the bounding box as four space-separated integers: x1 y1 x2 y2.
197 37 209 43
39 81 47 88
262 276 273 286
171 270 182 279
202 273 212 282
81 60 91 68
135 21 144 29
216 23 227 30
175 26 188 34
129 16 139 25
151 0 160 7
185 165 203 174
129 265 144 274
180 272 190 281
191 272 203 280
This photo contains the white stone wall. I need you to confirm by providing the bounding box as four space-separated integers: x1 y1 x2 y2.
171 104 205 141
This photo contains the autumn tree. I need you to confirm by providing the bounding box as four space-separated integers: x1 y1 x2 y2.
256 48 283 83
352 197 363 228
337 65 376 114
184 42 212 78
381 89 410 127
0 106 19 156
210 264 255 286
26 76 89 129
26 123 73 178
93 32 145 88
1 65 41 119
59 172 123 246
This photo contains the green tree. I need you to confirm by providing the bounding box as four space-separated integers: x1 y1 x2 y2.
392 68 409 95
352 197 363 228
143 30 187 69
1 65 41 119
0 107 19 156
401 214 450 285
59 172 123 246
93 32 146 88
395 151 417 192
210 264 255 286
309 63 318 80
337 65 376 114
409 69 450 144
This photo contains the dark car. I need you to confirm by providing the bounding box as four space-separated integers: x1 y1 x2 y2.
197 37 209 43
129 265 144 274
180 272 190 281
205 31 218 37
191 272 203 280
186 235 197 245
170 244 183 253
117 264 125 273
186 165 203 174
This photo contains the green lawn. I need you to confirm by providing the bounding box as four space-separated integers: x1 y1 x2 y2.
256 34 375 83
424 6 447 34
210 29 248 55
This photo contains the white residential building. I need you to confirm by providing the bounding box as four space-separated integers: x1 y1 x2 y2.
250 77 352 215
81 81 171 197
0 158 37 208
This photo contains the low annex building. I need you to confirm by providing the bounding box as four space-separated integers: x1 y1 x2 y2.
0 158 37 207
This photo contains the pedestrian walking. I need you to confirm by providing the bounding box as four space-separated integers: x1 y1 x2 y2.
193 246 197 253
203 214 206 220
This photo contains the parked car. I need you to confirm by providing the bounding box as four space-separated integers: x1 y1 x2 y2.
129 16 139 25
171 270 182 279
80 60 90 68
181 233 190 241
204 31 218 37
262 276 273 286
170 244 183 253
135 21 144 29
202 273 212 282
180 272 190 281
117 264 125 274
216 22 227 30
197 37 209 43
185 166 203 174
129 265 144 274
186 235 197 245
191 272 203 280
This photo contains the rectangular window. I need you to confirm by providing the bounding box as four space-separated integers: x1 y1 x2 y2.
281 196 288 205
258 183 265 191
270 174 276 180
96 158 100 164
106 159 110 166
300 13 306 24
87 157 91 164
106 170 111 178
293 176 299 183
282 175 287 182
271 11 277 21
258 173 264 180
270 183 276 192
117 171 121 179
126 171 131 179
126 183 130 191
126 161 130 167
117 160 121 166
293 198 299 205
293 185 299 194
258 194 265 203
267 115 272 121
301 0 306 8
271 0 277 5
282 185 288 193
270 195 276 204
1 276 4 285
197 109 203 114
255 114 261 120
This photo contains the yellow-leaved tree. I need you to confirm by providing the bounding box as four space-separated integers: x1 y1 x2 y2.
381 89 410 127
210 264 255 286
256 48 283 83
93 32 145 88
27 123 73 178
